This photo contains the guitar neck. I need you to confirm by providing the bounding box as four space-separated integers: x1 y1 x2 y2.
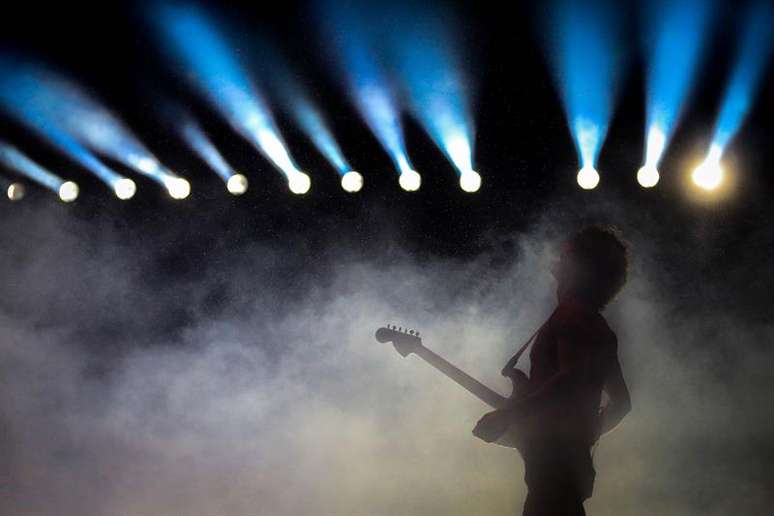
414 345 508 409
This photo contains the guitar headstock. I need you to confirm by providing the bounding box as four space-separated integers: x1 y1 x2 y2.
374 325 423 357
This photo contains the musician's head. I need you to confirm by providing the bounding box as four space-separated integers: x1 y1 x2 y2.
552 225 628 310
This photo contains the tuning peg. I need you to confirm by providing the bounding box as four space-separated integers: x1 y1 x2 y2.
409 330 414 335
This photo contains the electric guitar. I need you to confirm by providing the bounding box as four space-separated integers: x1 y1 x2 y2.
374 325 532 450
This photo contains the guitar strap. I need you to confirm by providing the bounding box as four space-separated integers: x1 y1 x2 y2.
502 323 544 374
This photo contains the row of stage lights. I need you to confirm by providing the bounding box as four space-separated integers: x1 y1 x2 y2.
1 156 723 203
0 0 768 204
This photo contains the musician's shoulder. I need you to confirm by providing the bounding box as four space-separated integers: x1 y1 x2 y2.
555 301 616 347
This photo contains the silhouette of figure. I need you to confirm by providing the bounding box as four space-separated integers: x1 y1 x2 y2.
473 225 632 516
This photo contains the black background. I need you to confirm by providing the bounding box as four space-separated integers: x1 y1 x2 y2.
0 0 772 328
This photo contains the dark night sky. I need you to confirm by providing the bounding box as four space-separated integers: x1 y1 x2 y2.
0 2 773 515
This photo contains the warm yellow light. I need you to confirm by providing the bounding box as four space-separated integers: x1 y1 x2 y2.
227 173 248 195
577 165 600 190
692 159 723 191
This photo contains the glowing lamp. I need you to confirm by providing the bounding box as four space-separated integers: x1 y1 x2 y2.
576 165 600 190
113 177 137 200
288 172 311 194
164 176 191 199
692 159 723 191
459 170 482 193
398 170 421 192
58 181 79 202
227 173 248 195
636 165 660 188
6 182 25 201
341 171 363 193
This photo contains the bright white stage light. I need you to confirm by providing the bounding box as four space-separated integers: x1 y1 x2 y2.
692 159 723 191
113 177 137 200
637 165 660 188
164 176 191 199
459 170 482 193
398 169 421 192
341 171 363 193
58 181 79 202
576 165 600 190
288 172 311 194
6 182 25 201
227 173 248 195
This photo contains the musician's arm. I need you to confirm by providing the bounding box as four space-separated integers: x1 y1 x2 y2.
598 354 631 435
473 333 588 442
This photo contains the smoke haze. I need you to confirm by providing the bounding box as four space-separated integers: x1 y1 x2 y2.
1 194 772 516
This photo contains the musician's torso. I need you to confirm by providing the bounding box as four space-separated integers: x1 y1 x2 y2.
525 299 617 444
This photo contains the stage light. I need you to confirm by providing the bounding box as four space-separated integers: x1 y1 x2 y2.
544 1 621 183
113 177 136 200
692 156 723 191
637 165 660 188
577 165 600 190
157 5 304 190
323 4 415 181
181 117 247 194
706 1 773 162
163 176 191 199
398 170 421 192
0 65 132 194
58 181 79 202
642 0 714 171
6 182 25 201
383 7 477 188
227 173 248 195
288 172 311 194
341 171 363 193
0 143 82 201
459 170 481 193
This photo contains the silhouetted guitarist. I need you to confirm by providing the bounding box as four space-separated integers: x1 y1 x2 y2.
473 225 632 516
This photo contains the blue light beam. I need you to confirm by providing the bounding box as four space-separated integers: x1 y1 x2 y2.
180 116 247 194
0 61 135 199
543 0 624 187
711 1 773 155
386 8 479 191
322 2 418 190
0 143 79 202
28 70 185 198
251 43 359 192
154 4 309 193
641 0 715 178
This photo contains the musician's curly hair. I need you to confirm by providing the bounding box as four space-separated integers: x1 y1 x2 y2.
567 225 629 309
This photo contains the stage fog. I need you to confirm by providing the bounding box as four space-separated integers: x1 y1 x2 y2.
0 194 771 516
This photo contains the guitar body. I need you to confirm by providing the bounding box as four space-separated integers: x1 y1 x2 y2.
494 368 530 449
375 325 533 452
